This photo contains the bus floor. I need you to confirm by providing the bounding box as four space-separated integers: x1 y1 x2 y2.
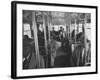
50 40 75 68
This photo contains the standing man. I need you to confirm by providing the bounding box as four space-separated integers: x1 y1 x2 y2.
59 27 65 41
51 27 56 39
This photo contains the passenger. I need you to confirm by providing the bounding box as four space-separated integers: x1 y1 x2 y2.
71 30 75 41
62 28 65 37
51 27 56 39
37 24 45 55
46 26 49 40
58 27 63 41
23 35 35 69
59 27 66 42
72 33 85 66
82 39 91 66
86 40 91 65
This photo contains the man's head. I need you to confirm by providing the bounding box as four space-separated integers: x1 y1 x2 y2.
60 26 63 30
52 27 55 31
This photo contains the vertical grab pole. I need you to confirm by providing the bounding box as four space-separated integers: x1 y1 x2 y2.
32 12 40 68
84 14 87 65
64 13 67 39
47 12 51 67
70 19 71 40
70 13 72 41
49 12 53 66
42 12 48 68
69 13 71 40
74 19 76 44
47 12 51 42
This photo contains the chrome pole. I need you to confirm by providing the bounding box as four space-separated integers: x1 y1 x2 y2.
32 12 40 68
43 12 48 68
